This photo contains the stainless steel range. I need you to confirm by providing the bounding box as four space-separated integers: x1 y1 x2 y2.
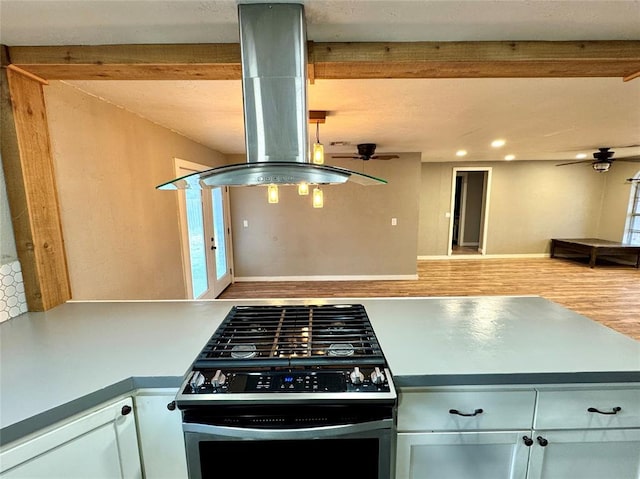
176 304 396 479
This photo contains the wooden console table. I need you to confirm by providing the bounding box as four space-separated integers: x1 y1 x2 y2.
550 238 640 268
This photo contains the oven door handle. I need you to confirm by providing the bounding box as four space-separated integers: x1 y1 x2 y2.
183 418 393 440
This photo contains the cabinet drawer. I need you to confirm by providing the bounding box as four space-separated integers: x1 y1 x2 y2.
535 387 640 429
397 389 536 431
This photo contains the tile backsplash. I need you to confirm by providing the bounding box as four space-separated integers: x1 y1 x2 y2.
1 260 27 322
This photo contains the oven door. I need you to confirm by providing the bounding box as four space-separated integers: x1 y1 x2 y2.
183 417 393 479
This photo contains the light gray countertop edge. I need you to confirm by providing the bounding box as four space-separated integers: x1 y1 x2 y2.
4 371 640 447
0 376 182 447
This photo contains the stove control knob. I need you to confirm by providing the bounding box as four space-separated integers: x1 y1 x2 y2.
350 367 364 385
370 367 386 385
189 371 205 390
211 369 226 388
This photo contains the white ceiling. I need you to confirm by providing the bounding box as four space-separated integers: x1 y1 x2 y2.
1 0 640 164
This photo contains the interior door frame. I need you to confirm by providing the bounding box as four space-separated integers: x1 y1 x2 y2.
173 158 234 298
447 167 492 256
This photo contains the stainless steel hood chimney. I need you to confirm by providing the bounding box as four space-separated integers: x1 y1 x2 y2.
157 3 386 190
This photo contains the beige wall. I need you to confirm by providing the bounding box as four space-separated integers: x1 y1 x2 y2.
418 160 607 256
44 81 226 300
229 154 422 278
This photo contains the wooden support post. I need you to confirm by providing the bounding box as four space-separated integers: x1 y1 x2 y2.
1 48 71 311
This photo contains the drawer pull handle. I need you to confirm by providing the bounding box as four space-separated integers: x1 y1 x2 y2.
587 406 622 415
523 436 534 446
537 436 548 447
449 408 483 417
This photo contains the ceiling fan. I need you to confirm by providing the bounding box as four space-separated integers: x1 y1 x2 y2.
556 146 640 172
331 143 400 161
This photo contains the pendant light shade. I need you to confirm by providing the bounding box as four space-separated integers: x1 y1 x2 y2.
267 184 279 203
312 186 323 208
298 182 309 195
312 122 324 165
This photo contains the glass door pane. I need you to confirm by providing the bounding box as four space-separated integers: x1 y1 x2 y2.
211 188 227 280
185 187 208 298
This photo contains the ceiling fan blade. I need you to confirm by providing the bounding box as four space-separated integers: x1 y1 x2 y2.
331 155 360 159
371 155 399 160
616 155 640 162
555 160 593 166
567 143 640 151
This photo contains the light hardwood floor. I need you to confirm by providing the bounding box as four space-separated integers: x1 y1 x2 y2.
219 257 640 341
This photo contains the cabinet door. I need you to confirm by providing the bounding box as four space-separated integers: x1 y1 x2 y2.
527 429 640 479
134 390 188 479
0 397 141 479
396 431 531 479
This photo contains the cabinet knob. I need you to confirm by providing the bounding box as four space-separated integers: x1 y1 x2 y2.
167 401 176 411
121 405 132 416
537 436 548 447
449 408 483 417
522 436 534 446
587 406 621 415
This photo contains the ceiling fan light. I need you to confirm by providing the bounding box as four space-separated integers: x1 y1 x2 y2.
592 162 611 172
298 182 309 195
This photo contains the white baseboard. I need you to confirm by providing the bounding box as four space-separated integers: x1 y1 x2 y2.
418 253 550 260
234 274 419 282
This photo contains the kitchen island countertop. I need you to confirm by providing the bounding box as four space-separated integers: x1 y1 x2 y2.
1 296 639 445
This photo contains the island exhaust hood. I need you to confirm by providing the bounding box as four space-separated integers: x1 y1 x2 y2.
157 3 386 190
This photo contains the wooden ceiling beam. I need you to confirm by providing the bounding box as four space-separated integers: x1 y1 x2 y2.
1 58 72 311
7 41 640 80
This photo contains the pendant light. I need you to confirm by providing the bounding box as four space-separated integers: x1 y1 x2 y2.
298 182 309 195
267 184 279 203
312 186 323 208
312 120 324 165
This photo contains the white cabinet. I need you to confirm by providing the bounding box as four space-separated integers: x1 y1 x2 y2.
0 397 141 479
527 429 640 479
134 389 188 479
527 386 640 479
395 384 640 479
396 388 536 479
396 431 531 479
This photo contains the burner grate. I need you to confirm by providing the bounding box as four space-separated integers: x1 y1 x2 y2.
193 304 384 368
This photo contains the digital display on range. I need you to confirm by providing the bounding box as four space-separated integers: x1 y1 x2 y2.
224 371 367 393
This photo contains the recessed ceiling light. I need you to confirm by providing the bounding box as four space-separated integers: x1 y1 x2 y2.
456 150 467 157
504 154 515 161
491 139 506 148
576 153 588 159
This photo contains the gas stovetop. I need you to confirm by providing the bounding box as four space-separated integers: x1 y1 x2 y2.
195 304 385 367
176 304 396 406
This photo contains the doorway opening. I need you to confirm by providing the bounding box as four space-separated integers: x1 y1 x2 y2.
448 167 492 256
174 159 234 298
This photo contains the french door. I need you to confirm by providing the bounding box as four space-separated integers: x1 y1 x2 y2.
175 159 233 299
